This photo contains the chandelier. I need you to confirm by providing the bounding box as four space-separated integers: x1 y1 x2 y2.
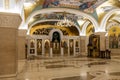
55 17 75 27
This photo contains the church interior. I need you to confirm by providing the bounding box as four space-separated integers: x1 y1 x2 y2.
0 0 120 80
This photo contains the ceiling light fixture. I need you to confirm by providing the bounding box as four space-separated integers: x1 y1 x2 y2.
55 16 75 27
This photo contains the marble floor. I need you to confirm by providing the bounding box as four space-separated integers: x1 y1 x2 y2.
1 55 120 80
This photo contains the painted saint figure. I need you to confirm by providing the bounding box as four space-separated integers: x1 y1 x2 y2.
43 0 59 8
30 40 34 48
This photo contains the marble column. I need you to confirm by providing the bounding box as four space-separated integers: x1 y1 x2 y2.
50 48 53 57
61 47 64 57
95 32 106 51
0 13 21 77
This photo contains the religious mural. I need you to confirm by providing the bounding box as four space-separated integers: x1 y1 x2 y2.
30 39 35 54
87 34 100 58
30 39 35 48
44 40 50 56
69 39 74 55
33 12 78 23
109 27 120 49
75 40 79 52
33 28 69 35
86 24 95 36
52 32 61 56
39 0 106 20
42 0 107 14
109 34 120 49
62 40 68 56
37 39 42 55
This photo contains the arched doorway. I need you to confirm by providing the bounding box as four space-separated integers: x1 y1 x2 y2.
52 31 61 56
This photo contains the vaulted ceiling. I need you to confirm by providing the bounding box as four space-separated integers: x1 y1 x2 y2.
23 0 120 36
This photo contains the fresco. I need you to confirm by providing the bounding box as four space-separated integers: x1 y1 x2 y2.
109 27 120 49
32 28 69 35
34 12 78 22
42 0 107 14
109 34 120 48
30 12 79 26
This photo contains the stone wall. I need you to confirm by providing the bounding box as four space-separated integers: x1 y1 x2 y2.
0 12 21 77
0 27 17 76
18 30 27 60
80 36 87 55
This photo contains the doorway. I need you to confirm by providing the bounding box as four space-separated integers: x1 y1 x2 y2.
52 31 61 56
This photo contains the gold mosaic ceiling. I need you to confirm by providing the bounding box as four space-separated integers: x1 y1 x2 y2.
24 0 120 35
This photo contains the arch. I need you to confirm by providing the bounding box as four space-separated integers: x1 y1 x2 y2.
81 21 91 36
52 32 60 43
106 21 120 36
26 8 99 32
27 19 81 36
100 8 120 31
49 29 63 41
106 21 120 32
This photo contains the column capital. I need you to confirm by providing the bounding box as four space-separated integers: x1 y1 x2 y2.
94 32 106 36
0 12 22 29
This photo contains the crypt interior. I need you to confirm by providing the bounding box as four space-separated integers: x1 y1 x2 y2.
0 0 120 80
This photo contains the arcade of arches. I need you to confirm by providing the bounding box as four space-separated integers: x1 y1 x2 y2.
0 0 120 80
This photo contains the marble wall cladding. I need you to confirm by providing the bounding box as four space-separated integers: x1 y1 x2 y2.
80 40 85 53
0 12 21 28
0 27 17 76
18 36 26 60
80 36 86 54
0 12 21 77
100 36 106 51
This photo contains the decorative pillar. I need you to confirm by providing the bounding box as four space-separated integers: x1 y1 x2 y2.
74 39 76 56
86 36 89 54
80 36 87 55
35 39 37 56
0 13 21 77
106 36 109 50
79 37 81 55
42 39 45 57
61 47 64 57
68 39 70 56
50 48 53 57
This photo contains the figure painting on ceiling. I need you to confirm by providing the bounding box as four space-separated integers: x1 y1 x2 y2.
42 0 107 14
42 0 59 8
79 0 97 13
